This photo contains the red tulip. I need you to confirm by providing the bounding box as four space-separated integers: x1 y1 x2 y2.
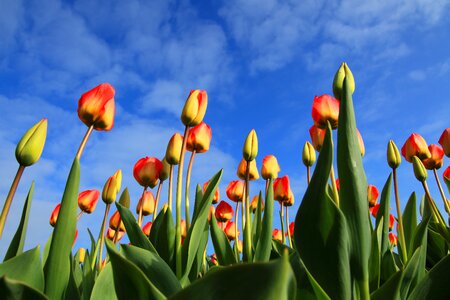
226 180 245 202
77 83 115 131
369 203 379 218
224 221 239 240
335 178 340 191
215 201 233 222
389 214 395 231
274 176 291 203
49 203 61 227
133 157 163 188
261 155 280 180
422 144 444 170
438 128 450 157
309 125 326 151
311 94 340 129
142 222 152 237
272 229 283 242
203 180 220 204
401 133 431 162
136 191 156 216
444 166 450 184
78 189 100 214
367 185 379 208
286 222 295 236
210 254 218 265
186 122 212 153
388 232 397 247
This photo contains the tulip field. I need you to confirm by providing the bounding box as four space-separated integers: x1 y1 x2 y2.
1 63 450 299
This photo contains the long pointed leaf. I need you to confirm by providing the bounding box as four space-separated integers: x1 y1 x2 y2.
375 174 392 257
0 277 48 300
254 179 274 262
90 263 117 300
403 192 417 254
210 214 236 266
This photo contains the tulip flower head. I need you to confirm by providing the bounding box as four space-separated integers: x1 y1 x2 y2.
237 159 260 181
210 254 218 266
133 157 163 188
203 180 220 204
102 169 122 204
274 176 292 203
311 94 340 129
272 229 283 242
243 129 258 161
226 180 245 202
302 141 316 167
180 219 187 238
388 232 398 247
166 133 184 165
333 62 355 101
309 125 325 152
49 203 61 227
412 156 428 182
106 228 125 242
136 191 156 216
78 189 100 214
288 222 295 236
15 118 48 166
78 248 86 264
367 185 379 208
389 214 395 231
77 83 115 131
224 221 239 240
159 158 171 181
444 166 450 185
422 144 444 170
401 133 431 162
208 206 215 222
186 122 212 153
181 90 208 127
142 222 152 237
261 155 280 180
215 201 233 222
438 128 450 157
109 210 125 232
250 195 264 213
387 140 402 169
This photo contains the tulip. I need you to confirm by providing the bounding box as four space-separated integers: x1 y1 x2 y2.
369 203 379 218
136 191 156 216
166 133 184 165
272 229 283 242
274 176 291 203
78 189 100 214
389 214 395 231
186 122 212 153
49 203 61 227
15 118 48 166
203 181 220 204
335 178 340 191
215 201 233 222
109 211 125 231
226 180 245 202
159 158 170 181
333 62 355 100
237 159 260 181
302 142 316 167
77 83 115 131
444 166 450 186
412 156 428 182
439 128 450 157
387 140 402 169
311 94 340 129
224 221 239 240
261 155 280 180
133 157 162 188
243 129 258 161
180 219 187 238
357 129 365 157
401 133 431 162
388 232 398 247
283 190 295 207
250 195 264 213
287 222 295 236
102 169 122 204
422 144 444 170
367 185 379 208
181 90 208 127
309 125 325 151
78 248 86 264
142 222 152 237
106 228 125 242
210 254 218 266
208 206 215 222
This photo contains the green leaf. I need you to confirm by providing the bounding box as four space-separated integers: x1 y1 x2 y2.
80 251 94 300
426 226 448 268
90 263 117 300
337 78 371 297
188 223 209 281
375 174 393 257
399 246 426 299
403 192 417 254
149 208 165 247
294 123 351 299
252 191 263 247
0 277 48 300
64 255 81 300
210 214 237 266
254 178 274 262
0 246 44 292
370 270 402 300
44 158 80 300
380 250 399 284
153 208 176 270
4 182 34 261
192 184 203 222
369 222 383 291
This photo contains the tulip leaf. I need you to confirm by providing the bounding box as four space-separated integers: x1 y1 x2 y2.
80 251 95 300
90 263 117 300
370 270 402 300
3 182 34 261
252 191 263 246
171 255 296 300
64 255 81 300
153 208 175 270
380 249 399 284
375 174 392 258
149 208 165 246
254 178 274 262
0 276 48 300
210 213 236 266
44 158 80 300
402 192 417 254
426 226 448 268
399 246 425 299
369 221 383 291
192 184 203 222
188 223 209 281
294 123 351 299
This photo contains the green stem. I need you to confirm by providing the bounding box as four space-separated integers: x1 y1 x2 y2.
285 206 292 248
243 160 252 262
77 211 84 221
0 165 25 239
433 168 450 215
393 168 408 263
330 165 340 206
97 203 110 272
357 279 370 300
307 166 311 185
280 202 285 244
422 180 446 226
75 125 94 160
168 165 174 210
153 180 164 223
185 151 196 228
234 201 240 260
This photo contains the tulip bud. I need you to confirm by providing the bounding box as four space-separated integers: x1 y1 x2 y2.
49 203 61 227
118 188 130 209
236 240 243 253
237 159 260 181
287 222 295 236
388 232 398 247
77 83 115 131
272 229 283 242
243 129 258 161
106 228 125 242
180 219 187 238
356 129 365 157
102 169 122 204
165 133 184 165
215 201 233 222
387 140 401 169
444 166 450 186
309 125 325 152
136 191 155 216
401 133 431 162
333 62 355 101
109 210 125 231
181 90 208 127
422 144 444 170
15 118 48 166
274 176 291 203
369 203 379 218
389 214 395 231
159 158 170 181
78 248 86 264
250 195 264 213
208 206 215 222
261 155 280 180
210 254 218 266
203 181 220 204
335 178 340 191
224 221 239 240
311 94 340 129
133 157 163 188
142 222 152 237
186 122 212 153
78 189 100 214
226 180 245 202
367 185 379 208
302 141 316 167
283 190 295 207
438 128 450 157
412 156 428 182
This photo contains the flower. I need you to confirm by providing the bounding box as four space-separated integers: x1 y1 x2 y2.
389 214 395 231
311 94 340 129
250 195 264 213
77 83 115 131
243 129 258 161
226 180 245 202
102 169 122 204
335 178 340 191
109 211 125 231
159 158 171 181
444 166 450 185
142 222 152 237
287 222 295 236
165 133 184 165
49 203 61 227
261 155 280 180
203 180 220 204
210 254 218 266
272 229 283 242
224 221 239 240
369 204 379 218
422 144 444 170
274 176 291 203
136 191 156 216
309 125 326 151
412 156 428 182
78 248 86 264
302 141 316 167
438 128 450 157
237 159 260 181
357 129 365 157
388 232 397 247
367 185 379 208
15 118 48 166
401 133 431 162
333 62 355 100
208 206 215 222
215 201 233 222
186 122 212 153
181 90 208 127
106 228 125 242
387 140 401 169
133 157 163 188
78 189 100 214
180 219 187 238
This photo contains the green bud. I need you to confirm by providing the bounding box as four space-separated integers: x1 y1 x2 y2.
412 156 427 182
118 187 130 208
302 141 316 167
15 118 48 166
243 129 258 161
159 157 170 181
333 62 355 101
387 140 401 169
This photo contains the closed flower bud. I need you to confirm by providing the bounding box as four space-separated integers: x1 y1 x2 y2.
309 125 325 152
77 83 115 131
49 203 61 227
226 180 245 202
109 210 125 231
210 254 218 266
422 144 444 170
15 118 48 166
333 62 355 101
142 222 152 237
237 159 260 181
283 190 295 207
389 214 395 231
367 185 379 208
302 141 316 167
274 176 291 203
181 90 208 127
357 129 365 157
250 195 264 213
261 155 280 180
224 221 239 240
369 203 379 218
136 191 155 216
165 133 183 165
311 94 340 129
106 228 125 242
438 128 450 157
236 240 243 252
387 140 401 169
78 248 86 264
186 122 212 153
388 232 397 247
159 158 170 181
203 181 220 204
180 219 187 238
243 129 258 161
401 133 431 162
78 189 100 214
444 166 450 186
118 188 130 209
412 156 428 182
215 201 233 222
272 229 283 242
287 222 295 236
133 157 162 188
102 169 122 204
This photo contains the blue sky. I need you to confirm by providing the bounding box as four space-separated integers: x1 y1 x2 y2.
1 0 449 255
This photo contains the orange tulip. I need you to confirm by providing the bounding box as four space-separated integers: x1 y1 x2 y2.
311 94 340 129
181 219 187 238
203 180 220 204
284 190 295 207
369 203 379 218
444 166 450 184
142 222 152 237
309 125 325 151
186 122 212 153
102 169 122 204
208 206 215 222
224 221 239 240
165 133 183 165
367 185 379 208
401 133 431 162
106 228 125 242
422 144 444 170
261 155 280 180
274 176 291 203
181 90 208 127
136 191 156 216
215 201 233 222
272 229 283 242
250 195 264 213
109 211 125 231
78 189 100 214
77 83 115 131
389 214 395 231
133 157 163 188
237 159 259 181
226 180 245 202
438 128 450 157
388 232 397 247
49 203 61 227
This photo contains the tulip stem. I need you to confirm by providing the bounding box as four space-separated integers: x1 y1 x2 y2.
243 160 252 262
153 181 164 222
392 168 407 264
330 165 339 206
307 166 311 185
234 202 240 260
280 202 286 244
112 226 120 244
175 125 189 278
76 125 94 160
185 151 196 229
77 211 84 221
168 165 174 211
97 203 110 272
138 187 147 227
0 165 25 239
422 181 446 226
433 169 450 215
285 206 292 248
